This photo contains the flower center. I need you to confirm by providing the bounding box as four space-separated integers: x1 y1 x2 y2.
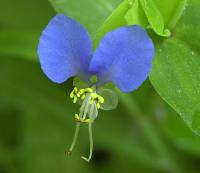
66 86 104 162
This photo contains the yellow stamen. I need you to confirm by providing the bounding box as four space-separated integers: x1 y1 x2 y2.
74 114 90 124
68 86 104 161
74 114 79 122
78 89 85 96
84 118 91 123
84 88 93 93
70 86 104 108
73 97 77 103
70 87 80 103
90 93 104 109
78 88 93 100
96 103 101 109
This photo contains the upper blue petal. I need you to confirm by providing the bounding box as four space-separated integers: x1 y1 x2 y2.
38 14 92 83
89 25 154 92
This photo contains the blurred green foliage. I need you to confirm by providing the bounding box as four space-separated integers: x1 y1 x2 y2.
1 0 200 173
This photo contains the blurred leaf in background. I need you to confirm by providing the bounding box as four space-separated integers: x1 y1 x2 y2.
0 0 55 59
1 0 200 173
49 0 121 35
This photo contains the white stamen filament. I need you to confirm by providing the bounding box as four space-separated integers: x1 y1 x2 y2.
81 103 95 162
67 122 80 155
67 94 98 161
82 95 91 120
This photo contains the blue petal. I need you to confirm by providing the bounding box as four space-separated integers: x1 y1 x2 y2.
38 14 92 83
89 25 154 92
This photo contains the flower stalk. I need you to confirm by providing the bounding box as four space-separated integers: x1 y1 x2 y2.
66 86 103 162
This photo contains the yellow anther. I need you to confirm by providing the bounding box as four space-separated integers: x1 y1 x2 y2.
78 88 93 100
81 94 86 100
84 88 93 93
97 95 104 104
84 119 91 124
74 114 90 124
78 89 85 99
70 86 104 108
96 103 101 109
90 93 104 109
78 89 85 95
75 114 80 121
70 87 81 103
73 97 78 104
70 87 78 98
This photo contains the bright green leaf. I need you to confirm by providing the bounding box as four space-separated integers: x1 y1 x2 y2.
94 0 186 44
93 0 130 47
125 0 148 27
153 0 187 29
49 0 121 36
150 0 200 135
139 0 170 36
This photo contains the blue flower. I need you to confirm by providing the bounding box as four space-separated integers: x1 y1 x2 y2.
38 14 154 162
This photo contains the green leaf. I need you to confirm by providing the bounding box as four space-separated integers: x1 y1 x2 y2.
153 0 187 29
0 0 54 30
49 0 121 36
150 0 200 135
93 0 130 47
125 0 170 36
125 0 186 36
0 31 40 60
0 0 54 59
161 105 200 155
94 0 186 47
125 0 148 27
139 0 170 36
